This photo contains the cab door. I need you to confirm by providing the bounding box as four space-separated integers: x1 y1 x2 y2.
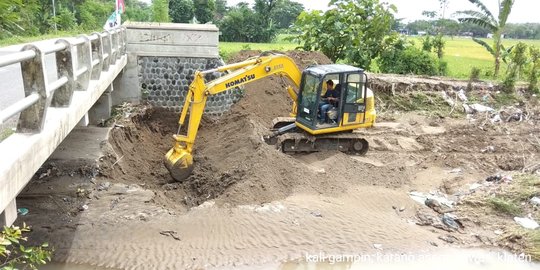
341 72 367 126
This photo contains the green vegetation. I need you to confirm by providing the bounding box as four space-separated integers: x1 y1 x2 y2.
1 224 52 269
292 0 396 68
193 0 215 24
152 0 170 22
488 197 522 216
0 129 14 142
456 0 515 78
169 0 194 23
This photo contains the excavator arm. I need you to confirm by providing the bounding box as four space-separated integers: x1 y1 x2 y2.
165 54 302 181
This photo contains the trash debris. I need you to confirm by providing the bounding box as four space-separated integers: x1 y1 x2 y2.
442 213 463 231
311 211 323 218
530 197 540 206
425 198 450 214
450 168 462 174
160 230 181 241
458 89 468 102
481 146 495 153
79 204 89 211
373 244 383 250
441 91 455 107
491 114 502 123
469 104 495 113
438 235 459 244
494 230 504 235
409 191 454 208
485 175 502 182
97 182 111 191
469 183 482 191
17 208 29 216
514 216 539 230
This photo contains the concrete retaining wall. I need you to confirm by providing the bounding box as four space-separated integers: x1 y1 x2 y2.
116 22 242 116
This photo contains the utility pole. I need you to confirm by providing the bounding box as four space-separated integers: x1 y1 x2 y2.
52 0 57 32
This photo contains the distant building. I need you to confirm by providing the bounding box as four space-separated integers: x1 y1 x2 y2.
417 31 427 36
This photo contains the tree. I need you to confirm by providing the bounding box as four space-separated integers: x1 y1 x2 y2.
1 224 52 269
193 0 215 23
214 0 227 22
271 0 304 29
78 0 112 30
124 0 152 22
0 0 24 38
253 0 280 41
152 0 170 22
218 1 280 42
292 0 396 68
169 0 194 23
456 0 515 78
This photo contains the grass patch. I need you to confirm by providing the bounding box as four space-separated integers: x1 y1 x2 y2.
488 197 522 216
0 30 96 47
493 92 523 107
0 128 14 142
487 174 539 216
527 230 540 261
377 91 458 116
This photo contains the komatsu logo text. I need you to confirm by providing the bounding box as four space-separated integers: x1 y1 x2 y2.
225 74 256 88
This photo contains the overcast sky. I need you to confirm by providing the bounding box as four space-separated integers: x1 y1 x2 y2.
225 0 540 23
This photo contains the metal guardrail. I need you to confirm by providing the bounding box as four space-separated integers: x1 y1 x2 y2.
0 27 127 132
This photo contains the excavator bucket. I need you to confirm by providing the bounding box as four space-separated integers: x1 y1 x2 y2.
164 144 194 182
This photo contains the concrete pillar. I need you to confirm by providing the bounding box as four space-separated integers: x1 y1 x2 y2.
78 113 89 126
0 199 17 226
89 85 113 125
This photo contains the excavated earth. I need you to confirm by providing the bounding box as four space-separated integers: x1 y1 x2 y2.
17 50 540 269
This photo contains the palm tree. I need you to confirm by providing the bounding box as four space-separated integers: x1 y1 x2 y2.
456 0 515 78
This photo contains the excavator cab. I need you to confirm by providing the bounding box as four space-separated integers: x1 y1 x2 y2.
295 65 376 134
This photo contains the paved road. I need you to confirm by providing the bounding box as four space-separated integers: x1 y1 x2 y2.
0 41 58 129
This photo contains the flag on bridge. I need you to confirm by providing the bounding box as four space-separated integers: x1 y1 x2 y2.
104 0 125 31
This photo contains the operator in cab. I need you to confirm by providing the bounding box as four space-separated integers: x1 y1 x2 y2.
319 80 341 123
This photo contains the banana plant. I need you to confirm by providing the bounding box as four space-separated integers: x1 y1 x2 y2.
456 0 515 78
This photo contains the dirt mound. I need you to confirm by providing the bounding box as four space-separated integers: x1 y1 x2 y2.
226 50 332 124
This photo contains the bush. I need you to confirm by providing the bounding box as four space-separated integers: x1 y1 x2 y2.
1 224 52 269
468 66 481 90
379 43 444 76
528 47 540 93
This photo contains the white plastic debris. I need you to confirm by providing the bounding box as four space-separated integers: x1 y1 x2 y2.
458 89 468 102
491 114 502 123
514 216 539 230
469 183 482 190
530 197 540 206
450 168 462 174
470 103 495 113
441 91 455 107
409 191 455 208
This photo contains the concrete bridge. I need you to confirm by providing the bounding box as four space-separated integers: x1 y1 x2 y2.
0 22 237 226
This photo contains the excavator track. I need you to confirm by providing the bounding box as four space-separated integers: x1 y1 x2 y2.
274 132 369 155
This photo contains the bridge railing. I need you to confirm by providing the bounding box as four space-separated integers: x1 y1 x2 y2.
0 27 126 133
0 27 127 226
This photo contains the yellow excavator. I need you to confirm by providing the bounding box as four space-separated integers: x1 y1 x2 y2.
164 53 376 181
